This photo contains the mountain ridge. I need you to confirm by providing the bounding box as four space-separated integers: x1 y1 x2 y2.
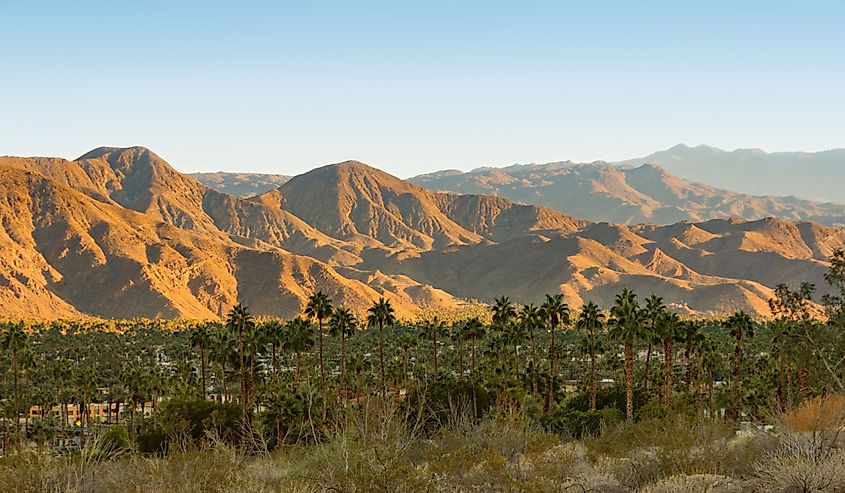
2 146 843 319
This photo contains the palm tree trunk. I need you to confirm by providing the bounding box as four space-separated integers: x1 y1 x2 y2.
294 352 301 390
12 350 18 447
662 338 674 408
379 322 386 399
201 348 207 399
545 326 556 412
731 339 742 421
432 333 438 373
589 330 597 412
644 343 652 397
530 328 538 398
471 335 478 419
624 341 634 421
340 331 346 404
684 336 692 393
318 319 325 390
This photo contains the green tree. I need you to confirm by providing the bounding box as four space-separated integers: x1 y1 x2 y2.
189 323 210 399
463 317 486 419
1 321 28 446
420 317 447 374
305 290 333 393
724 310 755 421
328 307 357 402
609 288 642 421
517 304 542 398
225 304 255 415
576 302 605 411
541 294 570 412
283 317 315 391
367 297 396 398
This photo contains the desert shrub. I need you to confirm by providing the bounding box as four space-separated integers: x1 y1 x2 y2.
754 431 845 492
541 408 623 438
641 473 736 493
158 398 242 442
586 413 774 490
402 375 495 433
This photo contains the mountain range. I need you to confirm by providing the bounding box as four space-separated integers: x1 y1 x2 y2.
2 146 844 320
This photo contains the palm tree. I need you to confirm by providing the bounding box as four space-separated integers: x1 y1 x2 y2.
541 294 570 412
189 323 210 399
225 304 255 415
1 321 27 446
517 304 542 398
642 294 665 398
397 331 417 392
724 310 755 421
263 320 286 377
328 307 357 402
209 328 233 402
491 296 516 331
609 288 642 421
304 290 333 392
420 317 447 374
367 297 396 398
657 311 681 408
680 320 702 394
463 317 486 419
576 302 605 411
283 317 315 391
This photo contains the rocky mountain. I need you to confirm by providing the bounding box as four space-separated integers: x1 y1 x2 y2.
411 161 845 227
190 172 289 197
620 144 845 203
1 147 843 320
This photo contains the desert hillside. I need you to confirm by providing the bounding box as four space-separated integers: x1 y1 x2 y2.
1 147 843 319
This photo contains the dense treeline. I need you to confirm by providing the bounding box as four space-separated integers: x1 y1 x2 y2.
1 250 844 483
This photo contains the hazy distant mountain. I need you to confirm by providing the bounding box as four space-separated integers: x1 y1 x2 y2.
190 171 289 197
1 147 843 319
411 161 845 227
620 144 845 203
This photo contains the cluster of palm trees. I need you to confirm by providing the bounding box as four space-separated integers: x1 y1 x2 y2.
3 250 845 452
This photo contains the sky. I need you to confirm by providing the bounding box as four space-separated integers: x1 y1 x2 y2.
1 0 844 177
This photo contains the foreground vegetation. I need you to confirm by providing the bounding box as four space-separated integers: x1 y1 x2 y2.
1 249 844 492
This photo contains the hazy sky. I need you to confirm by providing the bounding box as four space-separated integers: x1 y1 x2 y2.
1 0 843 177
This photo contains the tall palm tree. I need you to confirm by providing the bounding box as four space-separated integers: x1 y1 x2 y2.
263 320 286 377
189 323 210 399
657 311 681 408
680 320 702 394
491 296 516 329
724 310 755 421
209 328 233 402
642 294 665 398
576 302 605 411
367 298 396 398
328 307 357 402
304 290 333 392
420 317 447 374
541 294 570 412
463 317 486 419
225 304 255 415
397 331 416 392
1 321 27 446
283 317 315 391
517 304 542 398
609 288 642 421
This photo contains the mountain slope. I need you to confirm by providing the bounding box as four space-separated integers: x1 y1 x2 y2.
190 171 290 197
2 147 844 319
0 165 426 318
411 161 845 226
620 144 845 203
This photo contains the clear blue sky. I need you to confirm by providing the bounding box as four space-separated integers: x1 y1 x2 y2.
1 0 843 177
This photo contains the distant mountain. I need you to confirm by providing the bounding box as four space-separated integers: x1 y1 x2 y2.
1 147 844 319
620 144 845 203
190 172 289 197
410 161 845 227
